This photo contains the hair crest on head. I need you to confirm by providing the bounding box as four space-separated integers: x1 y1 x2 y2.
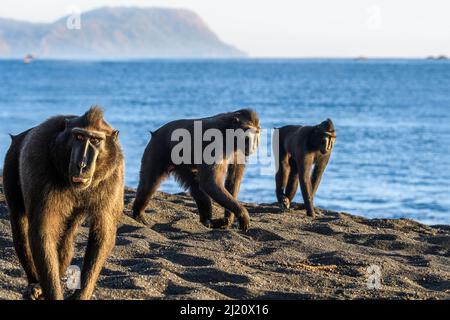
83 106 105 128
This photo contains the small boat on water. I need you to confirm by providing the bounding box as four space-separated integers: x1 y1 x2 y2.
23 54 35 64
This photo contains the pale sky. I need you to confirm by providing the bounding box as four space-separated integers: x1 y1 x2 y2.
1 0 449 57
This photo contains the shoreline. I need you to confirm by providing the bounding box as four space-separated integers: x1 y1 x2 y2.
1 177 450 299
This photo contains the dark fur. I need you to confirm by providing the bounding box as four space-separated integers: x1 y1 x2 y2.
274 119 335 216
132 109 260 231
3 107 124 300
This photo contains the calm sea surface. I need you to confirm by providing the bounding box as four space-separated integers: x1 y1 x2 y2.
0 59 449 224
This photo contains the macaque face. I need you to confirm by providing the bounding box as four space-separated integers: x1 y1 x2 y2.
244 125 261 156
68 128 106 189
320 131 336 154
231 111 261 158
311 119 336 154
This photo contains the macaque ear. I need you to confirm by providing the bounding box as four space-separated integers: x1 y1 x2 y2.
112 130 119 140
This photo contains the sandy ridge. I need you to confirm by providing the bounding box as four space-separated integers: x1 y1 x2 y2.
1 177 450 300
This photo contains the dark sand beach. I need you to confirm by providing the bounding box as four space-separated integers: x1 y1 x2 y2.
1 176 450 300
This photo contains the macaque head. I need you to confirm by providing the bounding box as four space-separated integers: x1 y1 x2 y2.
60 107 119 189
232 109 261 157
311 119 336 154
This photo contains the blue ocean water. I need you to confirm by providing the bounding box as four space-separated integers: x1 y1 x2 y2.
0 59 449 224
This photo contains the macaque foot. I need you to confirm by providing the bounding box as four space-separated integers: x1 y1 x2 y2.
210 218 232 229
67 289 95 300
24 283 43 300
238 214 250 233
67 289 82 300
278 196 291 212
133 212 150 226
200 219 213 228
296 204 323 215
313 208 324 215
211 215 248 232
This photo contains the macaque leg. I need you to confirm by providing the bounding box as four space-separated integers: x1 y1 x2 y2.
4 163 42 299
9 211 42 299
298 158 315 217
285 168 299 204
71 213 118 300
59 212 85 276
199 167 250 232
190 182 213 227
275 154 291 209
29 206 65 300
132 153 168 225
212 163 245 228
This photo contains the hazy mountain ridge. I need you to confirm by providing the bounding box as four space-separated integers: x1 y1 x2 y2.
0 7 245 59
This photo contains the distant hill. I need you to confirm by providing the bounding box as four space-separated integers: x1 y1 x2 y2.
0 7 245 59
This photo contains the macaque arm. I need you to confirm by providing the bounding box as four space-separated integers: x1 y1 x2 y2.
199 164 250 231
74 204 120 300
297 155 315 216
223 163 246 222
311 155 330 198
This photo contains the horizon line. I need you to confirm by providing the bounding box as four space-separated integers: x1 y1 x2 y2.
0 56 448 61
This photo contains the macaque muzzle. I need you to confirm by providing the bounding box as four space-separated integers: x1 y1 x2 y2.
324 132 336 152
245 126 261 155
77 140 94 174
